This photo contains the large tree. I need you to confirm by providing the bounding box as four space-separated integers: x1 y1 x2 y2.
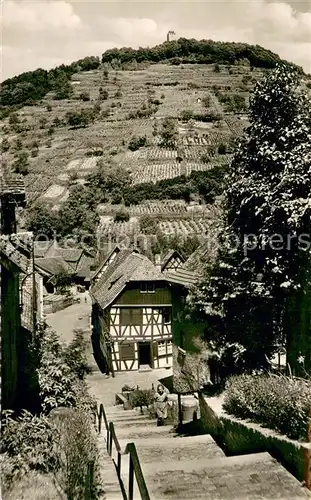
192 65 311 374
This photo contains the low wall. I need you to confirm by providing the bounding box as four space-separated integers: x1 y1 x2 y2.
198 394 311 489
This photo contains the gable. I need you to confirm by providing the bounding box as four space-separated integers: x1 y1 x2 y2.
114 281 172 306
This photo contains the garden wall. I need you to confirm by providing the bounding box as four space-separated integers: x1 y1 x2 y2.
198 394 311 489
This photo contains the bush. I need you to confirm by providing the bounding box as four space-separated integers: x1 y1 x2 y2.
128 135 147 151
52 408 103 500
1 409 60 490
64 329 91 380
223 374 311 440
114 209 130 222
79 92 90 101
180 109 193 121
130 390 154 411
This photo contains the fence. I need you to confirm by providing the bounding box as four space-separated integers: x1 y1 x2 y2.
97 403 150 500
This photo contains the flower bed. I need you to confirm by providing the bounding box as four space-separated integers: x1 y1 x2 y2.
223 374 311 441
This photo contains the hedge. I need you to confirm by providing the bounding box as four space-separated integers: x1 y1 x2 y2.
223 374 311 441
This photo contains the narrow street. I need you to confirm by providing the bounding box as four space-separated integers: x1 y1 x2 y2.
45 292 91 345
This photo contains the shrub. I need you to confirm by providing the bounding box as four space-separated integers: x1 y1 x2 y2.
218 143 227 154
223 374 311 440
114 209 130 222
52 408 103 500
1 138 10 152
1 409 60 489
128 135 147 151
64 329 91 380
180 109 193 122
130 390 154 411
79 92 90 101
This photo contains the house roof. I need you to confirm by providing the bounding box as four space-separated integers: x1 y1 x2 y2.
0 234 31 272
33 241 53 258
91 244 122 281
161 249 185 271
56 247 83 262
35 257 75 276
165 268 200 288
0 173 26 201
91 251 165 310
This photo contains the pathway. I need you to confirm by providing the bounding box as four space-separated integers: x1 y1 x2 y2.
93 375 310 500
45 292 91 344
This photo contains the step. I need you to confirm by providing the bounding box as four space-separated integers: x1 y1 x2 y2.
113 417 155 428
138 453 310 500
112 424 176 440
105 413 150 423
118 434 225 463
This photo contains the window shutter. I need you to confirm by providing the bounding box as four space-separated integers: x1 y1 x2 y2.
119 343 135 361
153 341 158 358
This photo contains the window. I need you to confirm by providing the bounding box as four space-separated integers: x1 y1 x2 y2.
157 341 166 356
162 308 171 324
140 282 155 293
119 343 135 361
120 308 142 326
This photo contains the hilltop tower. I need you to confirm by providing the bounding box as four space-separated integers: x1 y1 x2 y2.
166 30 176 42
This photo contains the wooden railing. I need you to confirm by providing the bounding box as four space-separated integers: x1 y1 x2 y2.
97 403 150 500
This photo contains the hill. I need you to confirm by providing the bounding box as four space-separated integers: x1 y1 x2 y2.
1 39 309 259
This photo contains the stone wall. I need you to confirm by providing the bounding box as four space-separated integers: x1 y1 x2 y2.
198 394 311 489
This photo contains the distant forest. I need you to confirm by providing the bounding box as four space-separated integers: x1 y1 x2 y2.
101 38 293 69
0 38 302 109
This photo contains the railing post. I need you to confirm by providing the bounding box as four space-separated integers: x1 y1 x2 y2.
128 454 134 500
109 424 113 455
98 407 101 434
117 451 121 478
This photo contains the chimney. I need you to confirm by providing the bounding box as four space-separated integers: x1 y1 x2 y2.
155 254 162 271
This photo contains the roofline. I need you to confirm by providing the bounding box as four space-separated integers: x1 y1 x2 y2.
90 276 172 311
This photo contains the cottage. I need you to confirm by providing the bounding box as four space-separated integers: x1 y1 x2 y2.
34 240 95 291
91 250 175 375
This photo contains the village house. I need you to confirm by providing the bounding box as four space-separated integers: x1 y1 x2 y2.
34 240 95 293
0 174 42 411
90 247 200 376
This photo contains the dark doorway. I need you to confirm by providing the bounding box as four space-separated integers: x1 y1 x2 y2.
138 342 151 367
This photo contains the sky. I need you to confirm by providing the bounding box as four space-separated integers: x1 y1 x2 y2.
1 0 311 80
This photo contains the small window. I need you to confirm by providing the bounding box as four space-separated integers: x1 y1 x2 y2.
158 341 166 356
140 282 155 293
162 308 171 324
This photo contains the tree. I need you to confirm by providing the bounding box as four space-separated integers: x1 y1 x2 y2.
55 271 73 295
191 65 311 373
180 109 193 122
1 138 10 152
26 202 58 238
159 117 178 148
13 151 29 175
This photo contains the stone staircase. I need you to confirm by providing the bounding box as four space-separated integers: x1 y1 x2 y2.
101 404 310 500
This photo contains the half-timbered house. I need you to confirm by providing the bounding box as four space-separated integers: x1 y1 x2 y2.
91 250 174 375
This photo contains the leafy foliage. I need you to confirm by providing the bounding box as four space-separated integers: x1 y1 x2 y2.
191 65 311 372
0 56 100 107
1 410 59 473
223 374 311 440
128 135 147 151
159 117 178 148
64 329 91 380
101 38 299 71
38 330 78 413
